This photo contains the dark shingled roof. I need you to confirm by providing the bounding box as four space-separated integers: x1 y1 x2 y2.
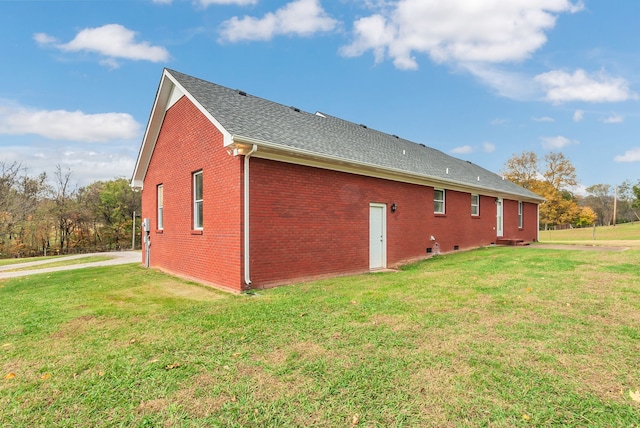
167 69 542 201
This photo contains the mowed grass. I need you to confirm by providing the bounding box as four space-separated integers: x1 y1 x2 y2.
1 246 640 426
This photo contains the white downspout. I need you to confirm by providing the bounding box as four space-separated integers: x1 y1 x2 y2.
536 203 540 242
244 145 258 286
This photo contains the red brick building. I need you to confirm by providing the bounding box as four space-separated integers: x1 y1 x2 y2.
131 69 544 292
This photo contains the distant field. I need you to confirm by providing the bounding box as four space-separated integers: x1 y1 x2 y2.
540 222 640 246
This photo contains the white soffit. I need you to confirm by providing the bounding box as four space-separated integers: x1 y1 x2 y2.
167 85 184 111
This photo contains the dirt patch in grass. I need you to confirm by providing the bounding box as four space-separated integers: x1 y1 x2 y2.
171 372 231 418
49 315 97 339
138 398 170 416
260 341 332 367
111 279 226 303
235 362 305 402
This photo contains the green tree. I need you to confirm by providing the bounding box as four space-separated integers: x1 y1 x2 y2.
79 178 141 250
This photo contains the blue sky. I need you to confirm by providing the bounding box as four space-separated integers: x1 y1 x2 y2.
1 0 638 191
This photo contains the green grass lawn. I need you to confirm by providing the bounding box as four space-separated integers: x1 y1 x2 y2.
1 246 639 426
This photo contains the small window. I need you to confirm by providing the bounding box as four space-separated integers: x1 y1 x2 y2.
157 184 164 230
193 171 203 230
471 194 479 216
518 201 524 228
434 189 445 214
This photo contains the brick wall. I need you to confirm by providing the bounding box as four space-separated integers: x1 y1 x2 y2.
141 96 244 291
141 97 539 291
248 159 538 288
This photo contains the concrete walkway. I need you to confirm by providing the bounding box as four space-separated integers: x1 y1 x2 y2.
0 251 141 279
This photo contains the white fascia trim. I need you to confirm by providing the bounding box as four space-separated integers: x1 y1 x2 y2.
231 135 544 204
131 72 172 189
131 69 234 190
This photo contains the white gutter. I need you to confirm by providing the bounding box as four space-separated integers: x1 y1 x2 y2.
243 144 258 286
232 135 545 204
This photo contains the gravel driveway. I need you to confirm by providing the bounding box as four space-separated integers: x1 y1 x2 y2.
0 251 141 279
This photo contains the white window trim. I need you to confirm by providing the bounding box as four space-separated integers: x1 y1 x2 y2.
471 194 479 217
434 188 445 214
157 184 164 230
193 171 203 230
518 201 524 229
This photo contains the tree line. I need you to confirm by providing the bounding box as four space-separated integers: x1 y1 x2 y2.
1 153 638 258
0 161 141 258
503 151 640 229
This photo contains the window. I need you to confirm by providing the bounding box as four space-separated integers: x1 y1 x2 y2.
157 184 164 230
193 171 203 230
471 194 479 216
434 189 445 214
518 201 524 229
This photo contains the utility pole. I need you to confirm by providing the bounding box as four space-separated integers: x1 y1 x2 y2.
613 186 617 226
132 211 136 250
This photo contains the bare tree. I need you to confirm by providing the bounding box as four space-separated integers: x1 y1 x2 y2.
585 184 613 226
52 165 78 254
543 152 577 191
502 151 539 189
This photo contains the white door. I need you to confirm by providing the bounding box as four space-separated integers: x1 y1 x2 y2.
369 204 386 269
496 198 503 237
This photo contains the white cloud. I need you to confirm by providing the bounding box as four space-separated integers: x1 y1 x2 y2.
198 0 257 5
535 69 637 103
532 116 555 122
601 113 623 124
450 145 473 154
614 148 640 162
219 0 337 42
573 109 584 122
482 142 496 153
35 24 169 65
33 32 57 44
0 103 141 143
461 64 537 100
570 183 587 197
0 144 136 187
450 142 495 154
540 135 579 150
490 118 509 126
340 0 583 70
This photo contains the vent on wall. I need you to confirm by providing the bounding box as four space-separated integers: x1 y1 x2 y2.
426 248 432 254
454 245 459 251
